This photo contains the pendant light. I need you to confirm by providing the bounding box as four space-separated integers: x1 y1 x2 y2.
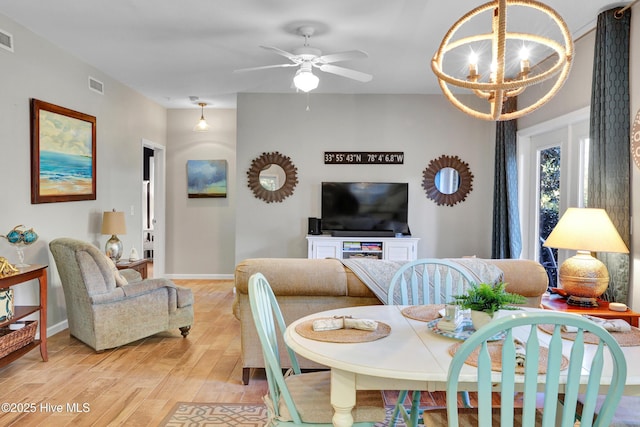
431 0 573 121
193 102 210 132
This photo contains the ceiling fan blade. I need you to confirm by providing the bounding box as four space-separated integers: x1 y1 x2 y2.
319 64 373 82
234 63 297 73
260 45 298 60
318 50 369 64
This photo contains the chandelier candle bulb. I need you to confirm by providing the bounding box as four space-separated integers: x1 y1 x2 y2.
468 52 479 78
519 47 530 73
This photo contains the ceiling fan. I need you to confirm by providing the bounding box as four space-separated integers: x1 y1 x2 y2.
234 26 373 92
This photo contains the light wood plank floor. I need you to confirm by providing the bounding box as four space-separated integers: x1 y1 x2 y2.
0 279 269 426
0 278 528 426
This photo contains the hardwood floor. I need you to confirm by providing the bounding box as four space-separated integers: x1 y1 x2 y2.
0 278 540 426
0 279 268 426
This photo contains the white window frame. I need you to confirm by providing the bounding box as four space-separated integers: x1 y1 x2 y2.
517 106 590 262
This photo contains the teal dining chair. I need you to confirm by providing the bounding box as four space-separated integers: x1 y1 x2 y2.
386 258 477 306
248 272 386 426
423 311 627 427
387 259 477 427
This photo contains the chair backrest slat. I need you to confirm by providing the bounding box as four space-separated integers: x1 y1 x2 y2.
446 312 627 427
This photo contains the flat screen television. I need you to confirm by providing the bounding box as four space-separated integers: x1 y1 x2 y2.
321 182 410 236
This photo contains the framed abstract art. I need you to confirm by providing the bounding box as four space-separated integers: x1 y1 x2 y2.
187 159 227 198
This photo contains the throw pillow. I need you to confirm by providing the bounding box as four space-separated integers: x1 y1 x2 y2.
104 255 129 287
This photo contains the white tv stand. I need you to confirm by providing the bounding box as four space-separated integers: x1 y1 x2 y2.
306 235 419 261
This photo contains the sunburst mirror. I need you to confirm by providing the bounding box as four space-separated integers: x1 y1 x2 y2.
422 155 473 206
247 151 298 203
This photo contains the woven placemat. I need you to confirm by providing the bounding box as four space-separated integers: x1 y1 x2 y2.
448 341 569 374
537 324 640 347
295 318 391 343
401 304 445 322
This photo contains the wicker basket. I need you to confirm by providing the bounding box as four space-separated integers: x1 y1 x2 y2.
0 320 37 359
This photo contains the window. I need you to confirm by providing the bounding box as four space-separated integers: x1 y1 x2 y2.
518 107 590 286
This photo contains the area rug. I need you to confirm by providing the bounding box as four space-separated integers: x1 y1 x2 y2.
160 402 407 426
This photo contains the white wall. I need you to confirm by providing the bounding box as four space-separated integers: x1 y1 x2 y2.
0 13 166 333
235 93 496 263
165 109 237 277
518 30 596 130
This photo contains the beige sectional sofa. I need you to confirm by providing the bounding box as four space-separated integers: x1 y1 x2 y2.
233 257 548 384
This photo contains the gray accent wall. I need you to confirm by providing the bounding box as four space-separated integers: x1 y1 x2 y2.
235 93 495 263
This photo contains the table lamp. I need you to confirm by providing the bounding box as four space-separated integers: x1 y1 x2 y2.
543 207 628 306
101 209 126 262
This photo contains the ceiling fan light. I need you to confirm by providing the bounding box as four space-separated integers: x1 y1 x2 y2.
293 69 319 92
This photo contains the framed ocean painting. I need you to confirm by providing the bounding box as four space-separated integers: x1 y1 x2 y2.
30 99 97 204
187 160 227 198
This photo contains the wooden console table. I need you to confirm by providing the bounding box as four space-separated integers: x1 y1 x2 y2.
0 264 48 366
116 259 150 279
542 294 640 327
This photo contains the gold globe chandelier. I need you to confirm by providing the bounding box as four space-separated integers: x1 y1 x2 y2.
431 0 573 121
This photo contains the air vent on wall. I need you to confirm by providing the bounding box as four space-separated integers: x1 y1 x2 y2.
0 29 14 52
88 76 104 95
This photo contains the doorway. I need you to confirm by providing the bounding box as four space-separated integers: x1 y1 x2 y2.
141 139 166 278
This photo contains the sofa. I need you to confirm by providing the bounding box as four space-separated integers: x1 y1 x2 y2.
233 257 548 384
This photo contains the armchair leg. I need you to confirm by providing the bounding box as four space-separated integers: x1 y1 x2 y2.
179 326 191 338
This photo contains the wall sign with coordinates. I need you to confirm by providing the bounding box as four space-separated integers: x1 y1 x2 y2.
324 151 404 165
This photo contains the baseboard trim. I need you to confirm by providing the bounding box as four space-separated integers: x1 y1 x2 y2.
46 319 69 338
163 273 234 280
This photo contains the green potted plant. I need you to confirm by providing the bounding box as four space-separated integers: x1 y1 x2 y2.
452 282 527 330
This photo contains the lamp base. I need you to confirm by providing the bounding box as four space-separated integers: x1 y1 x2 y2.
105 235 123 262
566 295 599 307
558 251 609 306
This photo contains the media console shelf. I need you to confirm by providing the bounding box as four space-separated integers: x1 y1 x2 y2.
307 235 419 261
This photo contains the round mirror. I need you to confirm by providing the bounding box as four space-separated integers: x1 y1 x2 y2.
247 152 298 203
259 164 286 191
422 155 473 206
435 167 460 195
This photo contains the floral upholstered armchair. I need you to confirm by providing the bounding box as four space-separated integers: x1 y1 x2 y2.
49 238 194 351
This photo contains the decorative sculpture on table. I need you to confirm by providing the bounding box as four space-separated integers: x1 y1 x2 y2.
1 224 39 267
0 256 19 276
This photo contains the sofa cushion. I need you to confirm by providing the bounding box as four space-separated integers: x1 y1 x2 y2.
489 259 548 297
235 258 348 297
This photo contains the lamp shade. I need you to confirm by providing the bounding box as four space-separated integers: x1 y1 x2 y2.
544 208 628 253
101 210 126 235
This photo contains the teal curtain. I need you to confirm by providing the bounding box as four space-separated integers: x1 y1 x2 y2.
588 7 631 303
492 97 521 259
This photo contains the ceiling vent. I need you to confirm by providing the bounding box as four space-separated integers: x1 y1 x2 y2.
88 77 104 94
0 29 14 52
